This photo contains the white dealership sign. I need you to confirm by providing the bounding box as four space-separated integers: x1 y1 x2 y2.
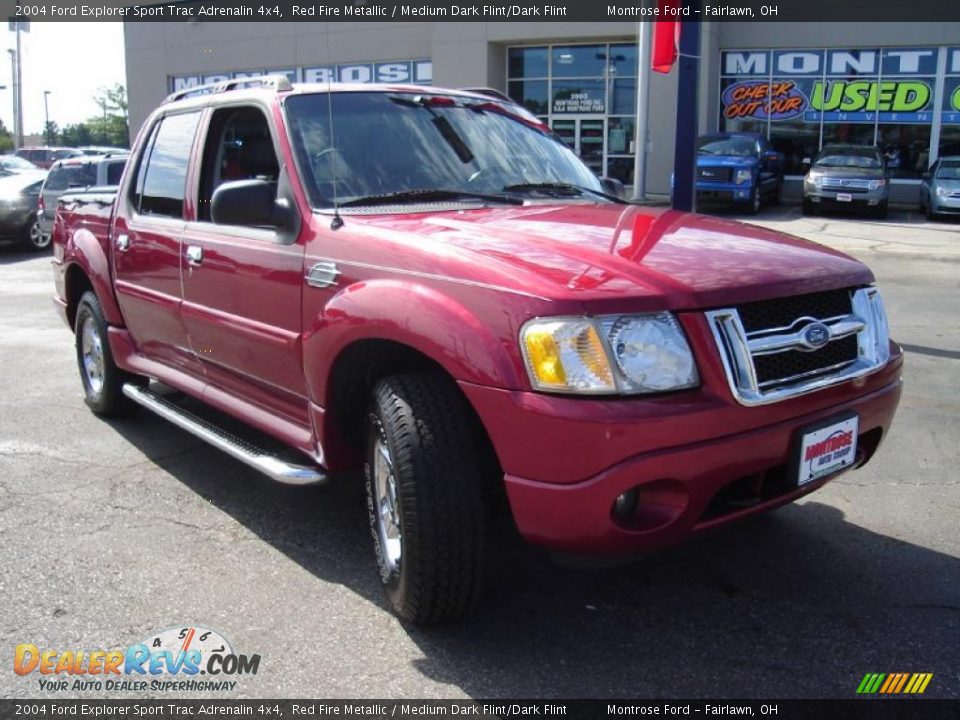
171 59 433 92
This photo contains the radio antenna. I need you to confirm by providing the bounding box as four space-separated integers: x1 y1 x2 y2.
325 39 343 230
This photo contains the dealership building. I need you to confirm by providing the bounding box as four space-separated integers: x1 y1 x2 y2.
124 20 960 203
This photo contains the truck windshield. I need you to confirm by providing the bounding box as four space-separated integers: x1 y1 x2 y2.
697 137 756 157
284 91 604 208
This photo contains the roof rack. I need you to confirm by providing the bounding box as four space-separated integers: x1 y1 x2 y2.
460 87 513 103
162 74 293 105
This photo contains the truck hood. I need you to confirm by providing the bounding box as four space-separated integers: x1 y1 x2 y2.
348 203 873 310
697 155 757 168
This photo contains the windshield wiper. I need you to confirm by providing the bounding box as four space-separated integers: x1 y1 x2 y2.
503 182 625 203
338 188 523 208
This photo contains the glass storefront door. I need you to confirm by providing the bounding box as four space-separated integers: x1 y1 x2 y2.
552 116 606 176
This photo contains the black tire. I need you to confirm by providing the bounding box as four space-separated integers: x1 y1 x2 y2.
365 373 489 624
873 201 888 220
21 214 49 252
746 186 761 215
770 179 783 206
802 198 816 216
75 291 139 417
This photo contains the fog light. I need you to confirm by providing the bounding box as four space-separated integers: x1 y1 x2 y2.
613 489 639 519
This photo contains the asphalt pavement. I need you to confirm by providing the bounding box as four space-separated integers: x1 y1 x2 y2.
0 206 957 700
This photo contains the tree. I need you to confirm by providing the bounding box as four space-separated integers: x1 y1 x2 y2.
44 120 60 146
92 83 129 147
61 122 94 148
0 119 12 153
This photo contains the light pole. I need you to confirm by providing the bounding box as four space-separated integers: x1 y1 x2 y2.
43 90 51 145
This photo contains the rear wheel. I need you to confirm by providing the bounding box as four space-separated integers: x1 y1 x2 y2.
21 215 49 251
75 291 139 417
365 373 489 624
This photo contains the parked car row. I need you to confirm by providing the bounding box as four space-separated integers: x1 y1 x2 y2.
0 147 129 251
689 136 957 222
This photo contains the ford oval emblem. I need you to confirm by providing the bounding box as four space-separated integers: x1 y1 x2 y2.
801 322 831 350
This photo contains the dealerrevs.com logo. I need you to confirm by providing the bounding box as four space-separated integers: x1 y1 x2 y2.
14 625 260 693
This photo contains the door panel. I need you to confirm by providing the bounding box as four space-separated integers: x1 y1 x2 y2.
179 104 308 423
112 111 203 373
180 229 308 421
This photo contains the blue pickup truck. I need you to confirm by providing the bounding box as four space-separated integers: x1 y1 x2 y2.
695 132 784 214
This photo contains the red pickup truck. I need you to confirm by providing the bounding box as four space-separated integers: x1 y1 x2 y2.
52 77 902 624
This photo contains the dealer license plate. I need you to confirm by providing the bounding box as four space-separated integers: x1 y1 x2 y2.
797 415 859 486
836 192 853 202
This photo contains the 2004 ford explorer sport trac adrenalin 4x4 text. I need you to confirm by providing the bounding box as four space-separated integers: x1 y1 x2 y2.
51 77 903 624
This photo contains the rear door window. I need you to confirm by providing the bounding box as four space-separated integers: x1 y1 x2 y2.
137 111 202 217
44 164 96 191
105 160 126 185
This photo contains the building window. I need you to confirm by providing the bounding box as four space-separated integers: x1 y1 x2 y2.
720 46 946 178
507 41 638 183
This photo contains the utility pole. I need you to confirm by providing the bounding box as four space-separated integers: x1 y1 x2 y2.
14 21 23 148
6 49 16 149
43 90 51 144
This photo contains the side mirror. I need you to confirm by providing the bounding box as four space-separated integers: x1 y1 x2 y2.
800 157 812 173
599 177 626 199
211 179 291 229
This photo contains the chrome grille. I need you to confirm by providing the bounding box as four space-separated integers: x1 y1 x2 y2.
821 178 872 193
705 287 891 406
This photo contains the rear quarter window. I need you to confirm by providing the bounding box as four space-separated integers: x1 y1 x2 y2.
105 160 126 185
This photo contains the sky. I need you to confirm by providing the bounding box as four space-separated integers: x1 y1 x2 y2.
1 22 127 137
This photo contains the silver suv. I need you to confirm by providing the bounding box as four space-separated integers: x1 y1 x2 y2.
38 153 129 238
802 145 890 219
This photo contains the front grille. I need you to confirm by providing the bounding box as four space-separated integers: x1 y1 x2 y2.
705 287 891 405
822 178 872 192
698 167 732 182
737 289 853 333
754 335 858 387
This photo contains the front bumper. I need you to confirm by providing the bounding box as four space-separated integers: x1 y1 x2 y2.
931 195 960 214
805 187 888 208
696 183 753 204
460 348 902 555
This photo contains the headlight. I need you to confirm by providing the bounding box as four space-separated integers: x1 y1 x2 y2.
936 186 950 197
734 169 752 184
868 179 887 190
520 314 698 395
806 173 822 188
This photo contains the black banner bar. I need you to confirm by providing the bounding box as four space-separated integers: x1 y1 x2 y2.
2 700 959 720
3 0 960 22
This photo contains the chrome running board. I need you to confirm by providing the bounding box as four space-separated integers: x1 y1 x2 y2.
122 384 328 486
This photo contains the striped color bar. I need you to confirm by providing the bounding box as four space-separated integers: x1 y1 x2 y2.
857 673 933 694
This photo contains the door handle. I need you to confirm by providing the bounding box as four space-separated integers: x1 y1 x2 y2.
186 245 203 265
115 234 130 251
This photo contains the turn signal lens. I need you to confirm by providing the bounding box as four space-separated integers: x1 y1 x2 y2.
521 320 616 394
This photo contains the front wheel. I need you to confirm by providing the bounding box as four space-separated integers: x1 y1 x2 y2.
365 373 489 624
75 291 139 417
873 201 888 220
21 215 49 251
746 186 761 215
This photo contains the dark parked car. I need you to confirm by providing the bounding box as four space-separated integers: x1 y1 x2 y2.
38 153 129 238
803 145 889 218
0 171 47 250
0 154 40 176
14 147 83 170
920 156 960 220
694 133 784 214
